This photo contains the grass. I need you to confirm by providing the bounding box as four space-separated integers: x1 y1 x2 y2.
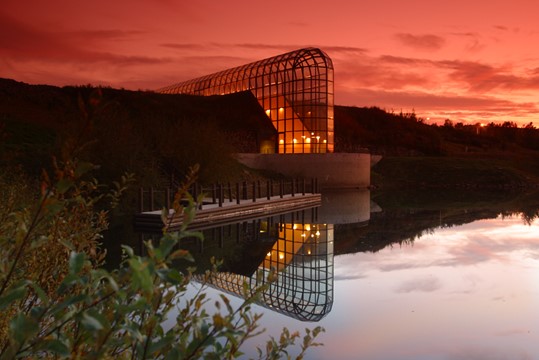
372 156 537 190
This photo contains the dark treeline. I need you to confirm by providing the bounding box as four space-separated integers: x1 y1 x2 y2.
335 105 539 156
0 78 275 186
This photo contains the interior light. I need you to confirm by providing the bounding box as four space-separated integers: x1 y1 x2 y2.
267 252 272 257
279 139 284 144
305 225 311 231
293 138 297 143
279 107 284 112
279 253 284 260
315 231 320 236
265 109 270 116
306 138 311 143
323 140 327 143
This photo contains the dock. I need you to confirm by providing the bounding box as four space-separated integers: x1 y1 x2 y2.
134 193 321 232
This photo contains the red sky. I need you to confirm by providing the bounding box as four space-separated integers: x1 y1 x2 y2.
2 0 539 125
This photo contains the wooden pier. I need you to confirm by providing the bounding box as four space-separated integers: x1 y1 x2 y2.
133 179 321 232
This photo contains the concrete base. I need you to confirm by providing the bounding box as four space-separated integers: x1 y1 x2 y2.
236 153 371 189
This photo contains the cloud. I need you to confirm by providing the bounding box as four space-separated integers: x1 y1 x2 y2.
395 275 442 293
161 43 212 51
0 12 167 66
334 273 366 281
395 33 446 50
160 42 368 57
446 346 534 360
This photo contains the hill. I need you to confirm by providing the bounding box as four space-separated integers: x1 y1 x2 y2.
0 78 275 185
2 78 539 189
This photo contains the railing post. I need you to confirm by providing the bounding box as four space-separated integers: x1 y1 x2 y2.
279 180 283 198
236 182 240 204
266 180 271 200
165 188 171 209
228 182 233 202
193 183 198 203
139 187 144 212
242 181 247 200
149 187 155 211
218 184 223 207
302 178 306 195
291 179 295 197
252 181 256 202
212 183 217 204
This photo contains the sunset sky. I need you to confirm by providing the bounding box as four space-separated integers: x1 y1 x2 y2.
2 0 539 125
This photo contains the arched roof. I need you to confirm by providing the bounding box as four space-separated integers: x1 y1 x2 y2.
158 47 333 95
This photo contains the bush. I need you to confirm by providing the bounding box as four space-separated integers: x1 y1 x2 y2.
0 159 323 359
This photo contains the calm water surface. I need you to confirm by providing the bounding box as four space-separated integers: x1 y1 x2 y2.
156 191 539 359
287 215 539 359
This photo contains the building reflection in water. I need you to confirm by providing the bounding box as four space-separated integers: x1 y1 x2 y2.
189 212 334 322
136 190 372 322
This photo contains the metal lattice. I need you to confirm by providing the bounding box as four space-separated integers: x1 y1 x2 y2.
158 48 334 154
193 222 334 322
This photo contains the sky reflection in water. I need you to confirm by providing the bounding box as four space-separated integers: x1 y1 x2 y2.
250 215 539 360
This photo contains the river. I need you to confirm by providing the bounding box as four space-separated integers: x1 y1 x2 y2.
135 189 539 359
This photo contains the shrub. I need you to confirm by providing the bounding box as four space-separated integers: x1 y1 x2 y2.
0 160 323 359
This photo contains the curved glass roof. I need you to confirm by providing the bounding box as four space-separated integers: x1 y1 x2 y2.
159 48 334 154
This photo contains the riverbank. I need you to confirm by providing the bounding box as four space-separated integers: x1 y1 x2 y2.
372 155 539 190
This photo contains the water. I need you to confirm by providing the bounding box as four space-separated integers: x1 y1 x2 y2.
300 215 539 359
136 190 539 359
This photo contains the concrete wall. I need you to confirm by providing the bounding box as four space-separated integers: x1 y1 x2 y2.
236 153 371 189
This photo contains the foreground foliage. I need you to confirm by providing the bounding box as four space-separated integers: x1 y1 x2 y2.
0 158 323 359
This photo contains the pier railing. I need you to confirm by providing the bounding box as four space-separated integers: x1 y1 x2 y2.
138 178 319 213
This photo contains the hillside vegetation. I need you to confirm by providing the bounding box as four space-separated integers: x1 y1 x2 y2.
2 78 539 190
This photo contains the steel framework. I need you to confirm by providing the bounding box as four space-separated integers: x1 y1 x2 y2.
193 221 334 322
159 48 334 154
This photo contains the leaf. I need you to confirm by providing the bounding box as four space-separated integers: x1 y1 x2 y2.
29 282 49 304
69 251 85 275
81 311 104 331
169 249 194 262
121 245 135 258
212 314 224 329
50 293 88 316
156 268 184 285
128 258 153 293
39 339 70 357
0 285 27 310
9 313 38 344
158 236 178 260
74 161 95 177
44 198 64 216
56 178 74 194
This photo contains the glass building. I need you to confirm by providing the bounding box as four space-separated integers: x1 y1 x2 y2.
159 48 334 154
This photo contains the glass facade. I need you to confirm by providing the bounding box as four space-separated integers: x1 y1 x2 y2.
159 48 334 154
193 219 334 322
